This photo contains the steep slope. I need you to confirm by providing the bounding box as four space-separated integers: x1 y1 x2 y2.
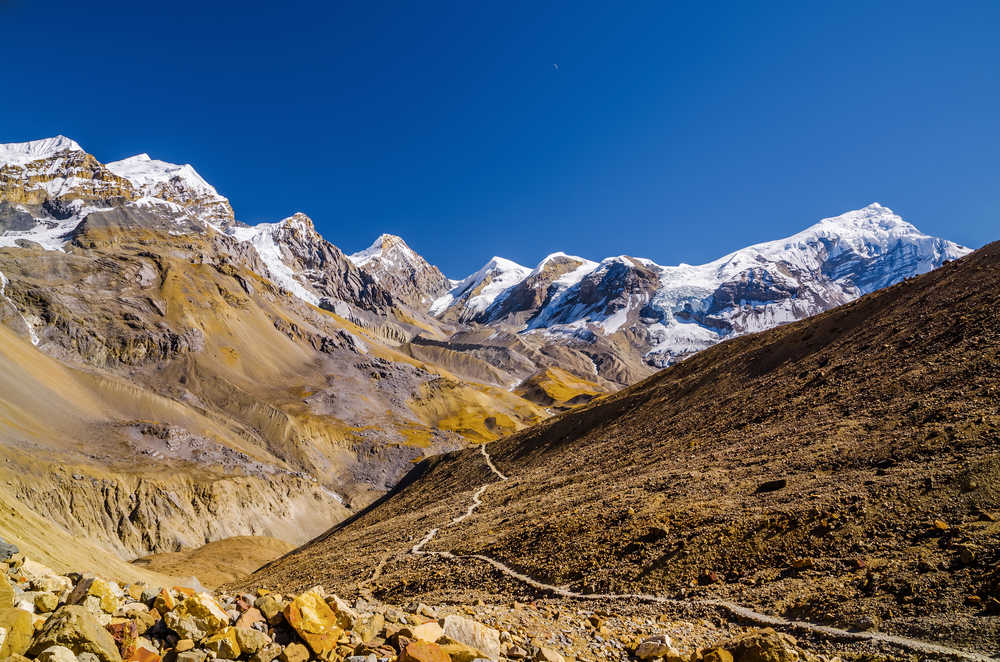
0 137 548 571
239 242 1000 653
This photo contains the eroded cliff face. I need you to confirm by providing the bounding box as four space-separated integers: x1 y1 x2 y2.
5 467 346 559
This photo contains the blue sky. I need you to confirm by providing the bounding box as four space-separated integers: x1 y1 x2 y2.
1 1 997 277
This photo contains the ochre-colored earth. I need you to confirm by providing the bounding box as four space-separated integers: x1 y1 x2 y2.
234 243 1000 655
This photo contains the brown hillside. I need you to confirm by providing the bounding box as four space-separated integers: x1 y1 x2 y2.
234 243 1000 654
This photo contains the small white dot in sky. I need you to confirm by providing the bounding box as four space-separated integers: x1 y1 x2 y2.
553 63 559 70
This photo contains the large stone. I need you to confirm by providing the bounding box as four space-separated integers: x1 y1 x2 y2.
130 647 161 662
253 596 284 626
31 576 73 596
410 622 444 643
234 627 270 656
202 628 241 659
703 649 734 662
105 619 138 659
174 651 207 662
440 616 500 662
35 645 77 662
0 575 14 609
249 643 282 662
0 608 33 658
535 647 564 662
634 635 676 660
278 643 308 662
35 593 60 614
152 591 174 617
399 640 449 662
163 594 228 641
234 607 264 630
725 629 800 662
354 613 383 643
282 589 344 656
437 639 486 662
27 606 123 662
324 595 357 631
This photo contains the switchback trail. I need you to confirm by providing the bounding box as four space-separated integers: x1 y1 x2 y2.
411 441 998 662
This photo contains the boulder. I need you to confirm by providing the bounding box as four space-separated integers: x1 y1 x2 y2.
202 628 241 659
534 647 564 662
440 615 500 662
399 640 449 662
35 645 77 662
278 643 308 662
234 628 270 656
253 596 284 626
410 621 444 643
129 647 160 662
163 594 228 641
234 607 264 630
27 606 123 662
0 608 33 657
174 651 207 662
354 613 383 643
35 593 60 613
174 640 195 652
725 628 801 662
282 589 344 656
0 575 14 609
30 576 72 596
324 595 357 630
152 591 174 617
703 649 733 662
437 639 487 662
249 643 282 662
634 635 676 660
104 619 138 659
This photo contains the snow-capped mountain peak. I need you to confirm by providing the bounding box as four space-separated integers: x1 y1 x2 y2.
350 233 419 269
106 154 218 199
430 256 531 320
0 136 84 166
105 153 233 225
348 233 452 306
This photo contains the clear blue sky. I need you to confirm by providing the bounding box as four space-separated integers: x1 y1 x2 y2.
1 1 997 277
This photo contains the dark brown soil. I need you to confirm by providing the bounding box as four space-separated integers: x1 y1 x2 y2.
233 243 1000 657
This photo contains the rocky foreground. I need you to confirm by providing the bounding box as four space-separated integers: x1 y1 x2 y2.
0 541 857 662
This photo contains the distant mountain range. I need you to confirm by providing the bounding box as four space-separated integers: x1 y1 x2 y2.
0 135 970 562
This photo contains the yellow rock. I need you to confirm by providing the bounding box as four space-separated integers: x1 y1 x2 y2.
88 579 119 614
283 588 344 656
202 627 241 659
411 621 445 643
703 648 734 662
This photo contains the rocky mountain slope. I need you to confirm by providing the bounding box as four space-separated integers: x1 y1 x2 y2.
237 242 1000 656
0 135 973 579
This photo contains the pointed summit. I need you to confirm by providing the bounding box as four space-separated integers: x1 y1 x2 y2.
349 233 451 306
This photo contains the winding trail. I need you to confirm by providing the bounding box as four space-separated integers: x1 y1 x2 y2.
411 441 998 662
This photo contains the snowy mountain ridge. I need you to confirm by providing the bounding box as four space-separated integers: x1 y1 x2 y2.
0 136 974 379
